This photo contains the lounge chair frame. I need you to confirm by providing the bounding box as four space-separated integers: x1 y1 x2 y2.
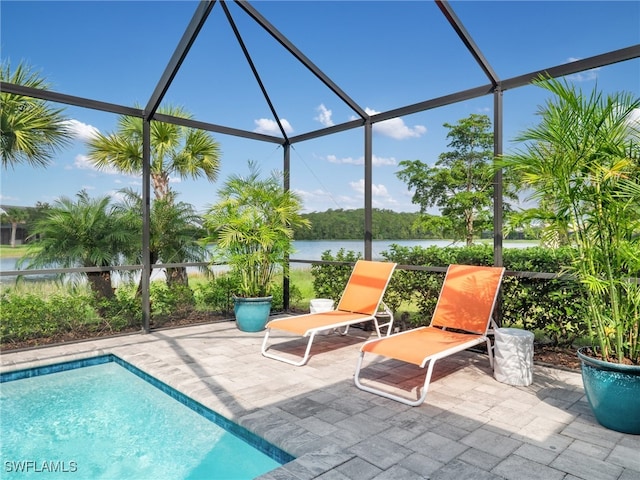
261 260 396 366
354 264 505 406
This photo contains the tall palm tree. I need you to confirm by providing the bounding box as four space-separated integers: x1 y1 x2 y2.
1 61 70 169
1 206 28 247
86 105 221 201
87 105 221 286
20 190 139 301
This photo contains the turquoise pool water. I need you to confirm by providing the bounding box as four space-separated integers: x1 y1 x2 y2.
0 355 292 479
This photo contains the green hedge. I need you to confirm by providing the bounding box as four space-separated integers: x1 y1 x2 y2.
1 245 588 348
312 244 588 347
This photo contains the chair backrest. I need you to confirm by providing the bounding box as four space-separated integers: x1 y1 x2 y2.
336 260 397 315
430 264 505 334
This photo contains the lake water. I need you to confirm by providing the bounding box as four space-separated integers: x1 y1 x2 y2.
290 239 537 264
0 240 538 283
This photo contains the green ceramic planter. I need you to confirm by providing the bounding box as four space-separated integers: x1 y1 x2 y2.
577 347 640 434
233 296 273 332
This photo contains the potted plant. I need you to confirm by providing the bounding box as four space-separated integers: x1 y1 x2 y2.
203 161 309 332
499 77 640 433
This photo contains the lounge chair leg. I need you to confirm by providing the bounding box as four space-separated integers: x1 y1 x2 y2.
485 337 494 369
354 352 432 407
261 329 317 366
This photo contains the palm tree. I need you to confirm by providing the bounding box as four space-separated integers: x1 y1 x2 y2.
20 190 139 301
498 77 640 364
1 206 28 247
204 161 310 298
86 105 221 201
1 61 70 169
116 189 209 290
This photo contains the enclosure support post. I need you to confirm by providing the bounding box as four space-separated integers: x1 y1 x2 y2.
141 120 152 333
493 86 504 267
493 85 504 326
283 142 291 311
364 120 373 260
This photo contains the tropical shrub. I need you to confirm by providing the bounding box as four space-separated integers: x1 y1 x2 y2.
499 77 640 364
0 289 99 344
376 243 589 346
193 273 241 316
311 248 362 302
203 161 310 298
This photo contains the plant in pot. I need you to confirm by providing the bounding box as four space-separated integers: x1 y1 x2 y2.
203 161 310 332
499 76 640 434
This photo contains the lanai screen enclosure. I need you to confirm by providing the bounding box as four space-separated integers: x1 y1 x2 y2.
2 0 639 331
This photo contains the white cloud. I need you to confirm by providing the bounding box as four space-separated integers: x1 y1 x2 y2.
315 104 334 127
349 178 399 208
364 107 427 140
566 57 600 82
326 154 397 167
295 179 401 212
63 119 100 141
253 118 294 135
73 154 126 176
349 178 388 196
81 185 96 191
293 187 350 213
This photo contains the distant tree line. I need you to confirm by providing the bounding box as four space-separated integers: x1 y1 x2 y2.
293 208 436 240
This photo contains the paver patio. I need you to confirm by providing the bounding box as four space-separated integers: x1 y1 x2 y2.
2 320 639 479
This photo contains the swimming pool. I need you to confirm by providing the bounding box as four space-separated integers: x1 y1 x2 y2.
0 354 293 479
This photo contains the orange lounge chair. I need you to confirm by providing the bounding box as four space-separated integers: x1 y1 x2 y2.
261 260 397 366
354 264 505 406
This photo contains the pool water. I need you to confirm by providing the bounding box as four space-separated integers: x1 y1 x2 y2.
0 356 291 479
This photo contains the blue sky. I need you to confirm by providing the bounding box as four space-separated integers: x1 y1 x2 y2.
1 1 639 214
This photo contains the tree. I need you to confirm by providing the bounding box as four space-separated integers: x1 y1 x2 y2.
1 207 28 247
20 191 139 301
116 189 209 290
396 114 517 245
1 61 70 169
86 105 221 202
86 105 221 286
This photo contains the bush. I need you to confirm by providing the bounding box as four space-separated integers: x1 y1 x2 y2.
193 273 241 316
150 282 194 316
375 244 589 346
0 289 99 344
270 280 303 312
96 285 142 331
311 248 362 302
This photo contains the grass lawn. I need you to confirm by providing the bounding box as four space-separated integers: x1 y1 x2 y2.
0 245 33 258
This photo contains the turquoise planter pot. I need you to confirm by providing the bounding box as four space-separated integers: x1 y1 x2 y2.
233 296 272 332
577 347 640 434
